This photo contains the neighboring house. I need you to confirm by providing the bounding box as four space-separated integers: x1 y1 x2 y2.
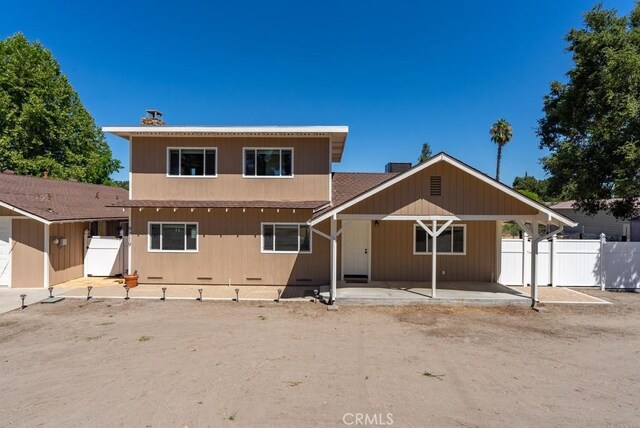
0 172 129 288
103 125 576 302
550 200 640 241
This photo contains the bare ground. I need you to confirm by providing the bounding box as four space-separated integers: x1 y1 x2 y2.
0 290 638 427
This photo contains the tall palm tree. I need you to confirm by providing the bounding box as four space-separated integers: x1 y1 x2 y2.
490 118 513 181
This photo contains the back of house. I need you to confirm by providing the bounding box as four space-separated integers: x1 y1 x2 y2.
104 124 575 295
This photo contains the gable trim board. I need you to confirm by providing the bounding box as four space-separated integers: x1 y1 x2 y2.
310 153 577 227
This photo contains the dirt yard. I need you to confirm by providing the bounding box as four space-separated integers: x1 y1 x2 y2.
0 290 638 427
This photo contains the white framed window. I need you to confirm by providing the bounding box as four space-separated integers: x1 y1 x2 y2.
167 147 217 177
414 224 466 255
148 222 198 252
261 223 311 253
243 148 293 178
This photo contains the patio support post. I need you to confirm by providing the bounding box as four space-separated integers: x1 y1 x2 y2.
530 221 539 307
330 215 338 304
431 220 437 298
416 219 452 299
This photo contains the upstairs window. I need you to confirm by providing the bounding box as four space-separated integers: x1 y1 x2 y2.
168 148 217 177
414 224 465 255
244 148 293 177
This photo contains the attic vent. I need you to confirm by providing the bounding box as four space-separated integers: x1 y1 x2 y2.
430 176 442 196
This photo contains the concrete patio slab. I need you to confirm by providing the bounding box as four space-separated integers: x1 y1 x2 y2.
323 281 530 305
510 286 611 304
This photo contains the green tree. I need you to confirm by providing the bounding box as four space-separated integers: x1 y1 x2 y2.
538 4 640 220
0 33 121 183
512 173 554 201
418 142 432 163
489 118 512 182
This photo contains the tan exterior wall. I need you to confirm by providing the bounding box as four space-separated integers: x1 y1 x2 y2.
344 162 538 216
130 209 330 286
130 136 331 201
49 222 89 286
0 207 18 216
11 219 44 288
370 221 497 282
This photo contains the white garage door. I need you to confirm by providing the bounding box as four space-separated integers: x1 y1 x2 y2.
0 218 11 286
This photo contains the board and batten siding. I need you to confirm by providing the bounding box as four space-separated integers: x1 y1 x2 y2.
11 219 44 288
344 162 538 216
130 136 331 201
49 222 88 286
370 220 497 282
131 209 330 286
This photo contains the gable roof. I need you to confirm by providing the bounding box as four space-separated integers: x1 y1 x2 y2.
0 172 129 224
311 152 577 227
102 126 349 162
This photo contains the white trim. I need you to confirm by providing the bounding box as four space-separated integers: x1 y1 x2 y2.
129 136 133 199
127 210 132 274
0 217 12 287
311 227 331 241
260 222 312 254
0 201 50 224
103 126 348 134
43 223 50 288
312 153 578 227
242 147 294 179
166 147 218 178
328 136 333 201
147 222 199 253
336 214 551 222
495 221 502 284
413 223 467 255
47 217 128 224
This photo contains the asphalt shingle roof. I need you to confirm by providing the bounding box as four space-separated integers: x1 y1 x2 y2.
0 172 129 222
312 172 398 218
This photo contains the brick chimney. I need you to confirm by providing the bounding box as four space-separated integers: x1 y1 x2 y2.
141 110 165 126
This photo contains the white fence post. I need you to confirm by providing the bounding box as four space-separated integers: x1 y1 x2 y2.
550 235 557 287
522 233 528 286
599 233 606 290
83 229 90 277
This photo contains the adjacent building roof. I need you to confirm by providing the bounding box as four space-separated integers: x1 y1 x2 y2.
102 126 349 162
109 200 329 210
0 172 129 224
550 198 640 210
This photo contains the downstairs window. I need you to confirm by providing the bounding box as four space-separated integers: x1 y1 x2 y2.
262 223 311 253
149 223 198 252
414 224 465 255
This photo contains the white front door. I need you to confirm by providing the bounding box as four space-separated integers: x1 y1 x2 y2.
342 220 370 277
0 218 11 286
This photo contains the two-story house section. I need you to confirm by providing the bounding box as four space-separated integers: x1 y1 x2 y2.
103 125 575 304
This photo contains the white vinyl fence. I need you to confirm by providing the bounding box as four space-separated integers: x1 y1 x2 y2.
500 236 640 289
83 233 128 277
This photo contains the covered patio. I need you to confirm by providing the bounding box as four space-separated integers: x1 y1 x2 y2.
310 153 579 307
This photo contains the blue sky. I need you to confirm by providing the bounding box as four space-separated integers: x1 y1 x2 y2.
1 1 635 183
